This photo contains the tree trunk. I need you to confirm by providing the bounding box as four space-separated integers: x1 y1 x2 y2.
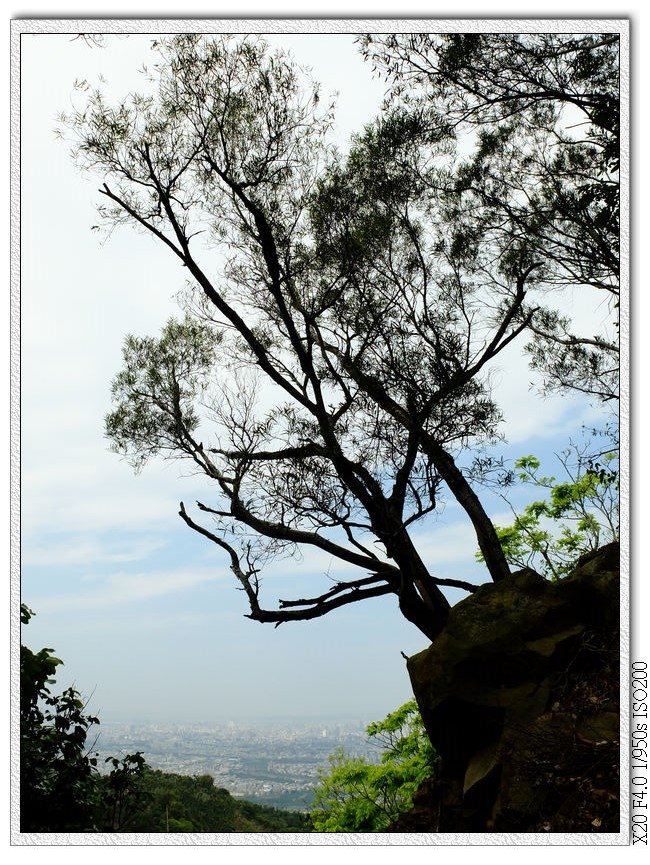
424 440 511 583
380 515 452 642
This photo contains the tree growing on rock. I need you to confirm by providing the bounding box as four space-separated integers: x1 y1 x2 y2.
62 33 619 643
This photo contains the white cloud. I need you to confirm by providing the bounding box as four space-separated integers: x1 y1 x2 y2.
488 347 610 445
32 564 227 614
21 439 211 537
22 534 167 568
408 519 482 574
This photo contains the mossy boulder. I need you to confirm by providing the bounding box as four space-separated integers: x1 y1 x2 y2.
397 542 620 833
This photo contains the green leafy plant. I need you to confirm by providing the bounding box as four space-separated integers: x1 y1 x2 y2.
479 445 619 580
120 769 237 832
21 606 152 833
310 700 437 832
20 604 101 832
99 752 149 831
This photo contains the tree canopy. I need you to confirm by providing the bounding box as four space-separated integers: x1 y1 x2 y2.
62 32 620 643
362 33 620 402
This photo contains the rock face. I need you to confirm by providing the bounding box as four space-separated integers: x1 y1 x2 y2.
392 543 620 833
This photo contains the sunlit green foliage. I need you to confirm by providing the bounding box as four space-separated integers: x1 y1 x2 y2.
310 700 437 831
479 447 619 579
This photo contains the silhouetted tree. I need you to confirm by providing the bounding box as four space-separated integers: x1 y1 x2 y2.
20 604 100 831
61 33 619 643
362 33 620 401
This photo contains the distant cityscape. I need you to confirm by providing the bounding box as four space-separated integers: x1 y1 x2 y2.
94 719 382 811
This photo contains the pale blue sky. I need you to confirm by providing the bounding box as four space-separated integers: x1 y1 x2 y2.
20 30 616 724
